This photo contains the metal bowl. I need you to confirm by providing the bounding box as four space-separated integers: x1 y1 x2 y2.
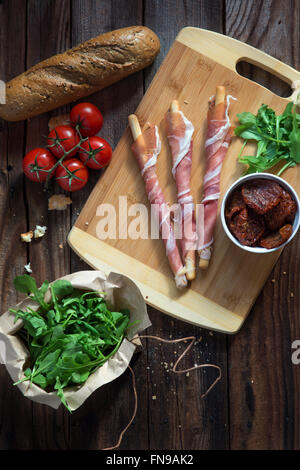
220 172 300 253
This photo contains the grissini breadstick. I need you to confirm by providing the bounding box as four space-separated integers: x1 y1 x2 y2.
129 114 187 289
198 86 235 269
165 100 197 280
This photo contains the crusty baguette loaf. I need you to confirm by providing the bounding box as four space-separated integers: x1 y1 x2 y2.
0 26 160 122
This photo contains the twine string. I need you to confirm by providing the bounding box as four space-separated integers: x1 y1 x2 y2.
102 365 137 451
139 335 222 397
101 334 221 451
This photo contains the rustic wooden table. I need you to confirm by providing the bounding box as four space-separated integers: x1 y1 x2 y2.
0 0 299 450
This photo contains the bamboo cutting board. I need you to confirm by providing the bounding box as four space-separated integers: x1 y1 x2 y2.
68 28 300 334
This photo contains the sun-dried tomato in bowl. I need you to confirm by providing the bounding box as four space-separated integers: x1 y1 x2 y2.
221 174 300 252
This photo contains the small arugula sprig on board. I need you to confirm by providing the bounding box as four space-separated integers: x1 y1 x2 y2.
235 101 300 175
10 275 130 412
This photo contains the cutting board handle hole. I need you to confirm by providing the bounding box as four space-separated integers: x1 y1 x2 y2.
236 60 292 98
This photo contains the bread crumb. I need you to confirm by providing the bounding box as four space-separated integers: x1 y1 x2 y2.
184 100 188 104
34 225 47 239
152 395 157 400
21 231 33 243
24 262 32 273
48 194 72 210
59 243 63 249
271 279 275 283
291 292 294 298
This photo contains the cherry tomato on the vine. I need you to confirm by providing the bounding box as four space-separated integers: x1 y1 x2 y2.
70 102 103 137
47 125 79 159
78 136 112 170
55 158 89 192
23 148 56 182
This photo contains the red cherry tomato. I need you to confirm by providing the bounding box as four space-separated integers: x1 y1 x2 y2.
55 158 88 192
70 102 103 137
23 148 56 182
78 136 112 169
47 125 79 159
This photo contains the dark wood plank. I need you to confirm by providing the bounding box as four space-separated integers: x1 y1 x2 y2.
25 0 72 450
0 0 33 450
143 0 229 450
227 0 298 97
226 0 300 450
69 0 149 450
3 0 298 452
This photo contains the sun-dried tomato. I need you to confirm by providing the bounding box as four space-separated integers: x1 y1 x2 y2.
229 207 265 246
242 179 282 215
225 189 246 220
260 224 293 249
264 189 297 231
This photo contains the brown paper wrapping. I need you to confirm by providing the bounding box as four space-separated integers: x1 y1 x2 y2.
0 270 151 411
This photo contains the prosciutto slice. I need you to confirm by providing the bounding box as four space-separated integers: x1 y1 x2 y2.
130 117 187 289
165 102 197 280
198 87 236 267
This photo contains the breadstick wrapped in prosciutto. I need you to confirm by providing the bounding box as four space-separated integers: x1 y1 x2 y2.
165 100 197 281
198 86 235 268
129 114 187 289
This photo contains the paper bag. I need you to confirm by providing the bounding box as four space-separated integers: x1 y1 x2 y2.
0 270 151 411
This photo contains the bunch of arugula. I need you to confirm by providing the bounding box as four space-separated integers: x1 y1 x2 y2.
10 275 130 412
235 102 300 175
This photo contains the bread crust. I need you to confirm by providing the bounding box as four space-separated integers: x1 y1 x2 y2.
0 26 160 121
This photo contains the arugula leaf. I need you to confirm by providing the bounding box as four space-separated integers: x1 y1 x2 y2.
115 316 130 338
32 373 48 388
51 280 74 299
54 376 72 412
11 275 132 412
236 111 257 126
14 274 38 295
14 275 49 310
39 280 50 298
23 316 48 338
235 102 300 174
235 124 263 141
290 107 300 162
